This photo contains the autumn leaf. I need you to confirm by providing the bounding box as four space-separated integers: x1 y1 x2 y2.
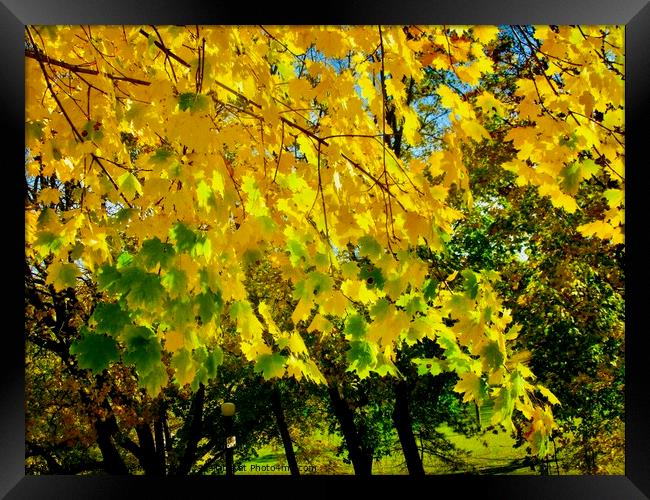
70 331 120 373
344 314 368 340
139 237 176 270
453 372 486 404
346 340 377 378
171 348 196 386
45 261 80 291
90 302 131 336
117 172 143 200
122 326 163 375
537 385 561 406
139 362 169 397
255 353 286 380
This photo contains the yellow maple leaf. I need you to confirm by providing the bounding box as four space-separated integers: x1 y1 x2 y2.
460 119 490 142
291 297 314 325
472 26 500 44
165 330 185 352
259 301 282 338
307 314 334 336
319 290 349 317
45 261 80 292
453 372 483 404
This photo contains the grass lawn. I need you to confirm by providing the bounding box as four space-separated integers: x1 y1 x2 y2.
235 424 544 475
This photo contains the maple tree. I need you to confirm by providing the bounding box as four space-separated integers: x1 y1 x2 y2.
25 24 624 469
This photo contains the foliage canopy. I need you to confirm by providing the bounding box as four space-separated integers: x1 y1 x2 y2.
25 24 624 460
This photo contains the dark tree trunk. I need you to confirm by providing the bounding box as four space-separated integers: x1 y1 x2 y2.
175 383 205 475
327 383 373 476
270 385 300 475
95 419 129 474
393 380 425 476
136 423 165 475
163 413 173 452
154 415 167 474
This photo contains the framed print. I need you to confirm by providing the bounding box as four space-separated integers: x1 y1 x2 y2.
6 0 649 498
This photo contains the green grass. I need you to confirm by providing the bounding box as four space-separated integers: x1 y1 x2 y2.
235 424 541 475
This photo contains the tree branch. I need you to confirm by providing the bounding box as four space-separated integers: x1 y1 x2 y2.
25 48 151 86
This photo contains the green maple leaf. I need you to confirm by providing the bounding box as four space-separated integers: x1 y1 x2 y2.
205 347 224 378
287 239 308 267
162 267 188 296
123 326 162 375
139 237 175 269
370 298 390 321
26 120 45 141
170 223 197 252
255 353 286 380
357 235 382 260
178 92 208 112
242 248 262 268
359 265 384 289
509 369 526 399
307 271 333 296
96 264 122 293
167 298 194 325
81 120 104 142
346 340 377 377
91 302 131 336
120 268 164 308
69 242 84 261
112 207 137 224
422 279 438 301
36 207 58 228
189 346 221 390
373 351 401 377
482 341 505 371
405 317 432 345
446 353 473 373
116 252 134 268
396 292 426 316
150 147 173 164
292 278 311 301
33 231 63 256
461 269 479 300
195 291 223 324
490 387 515 426
191 366 208 391
139 362 168 397
344 314 367 340
412 357 446 376
70 332 120 373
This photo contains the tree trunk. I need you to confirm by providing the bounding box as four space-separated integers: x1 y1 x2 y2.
393 380 425 476
95 418 129 474
175 383 206 475
270 385 300 475
136 423 165 475
154 415 167 474
327 383 373 475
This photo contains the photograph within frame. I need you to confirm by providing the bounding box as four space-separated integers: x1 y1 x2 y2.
6 1 648 498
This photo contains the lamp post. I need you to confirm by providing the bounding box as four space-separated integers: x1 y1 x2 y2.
221 402 236 476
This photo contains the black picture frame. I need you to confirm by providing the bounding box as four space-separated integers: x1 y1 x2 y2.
6 1 649 498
